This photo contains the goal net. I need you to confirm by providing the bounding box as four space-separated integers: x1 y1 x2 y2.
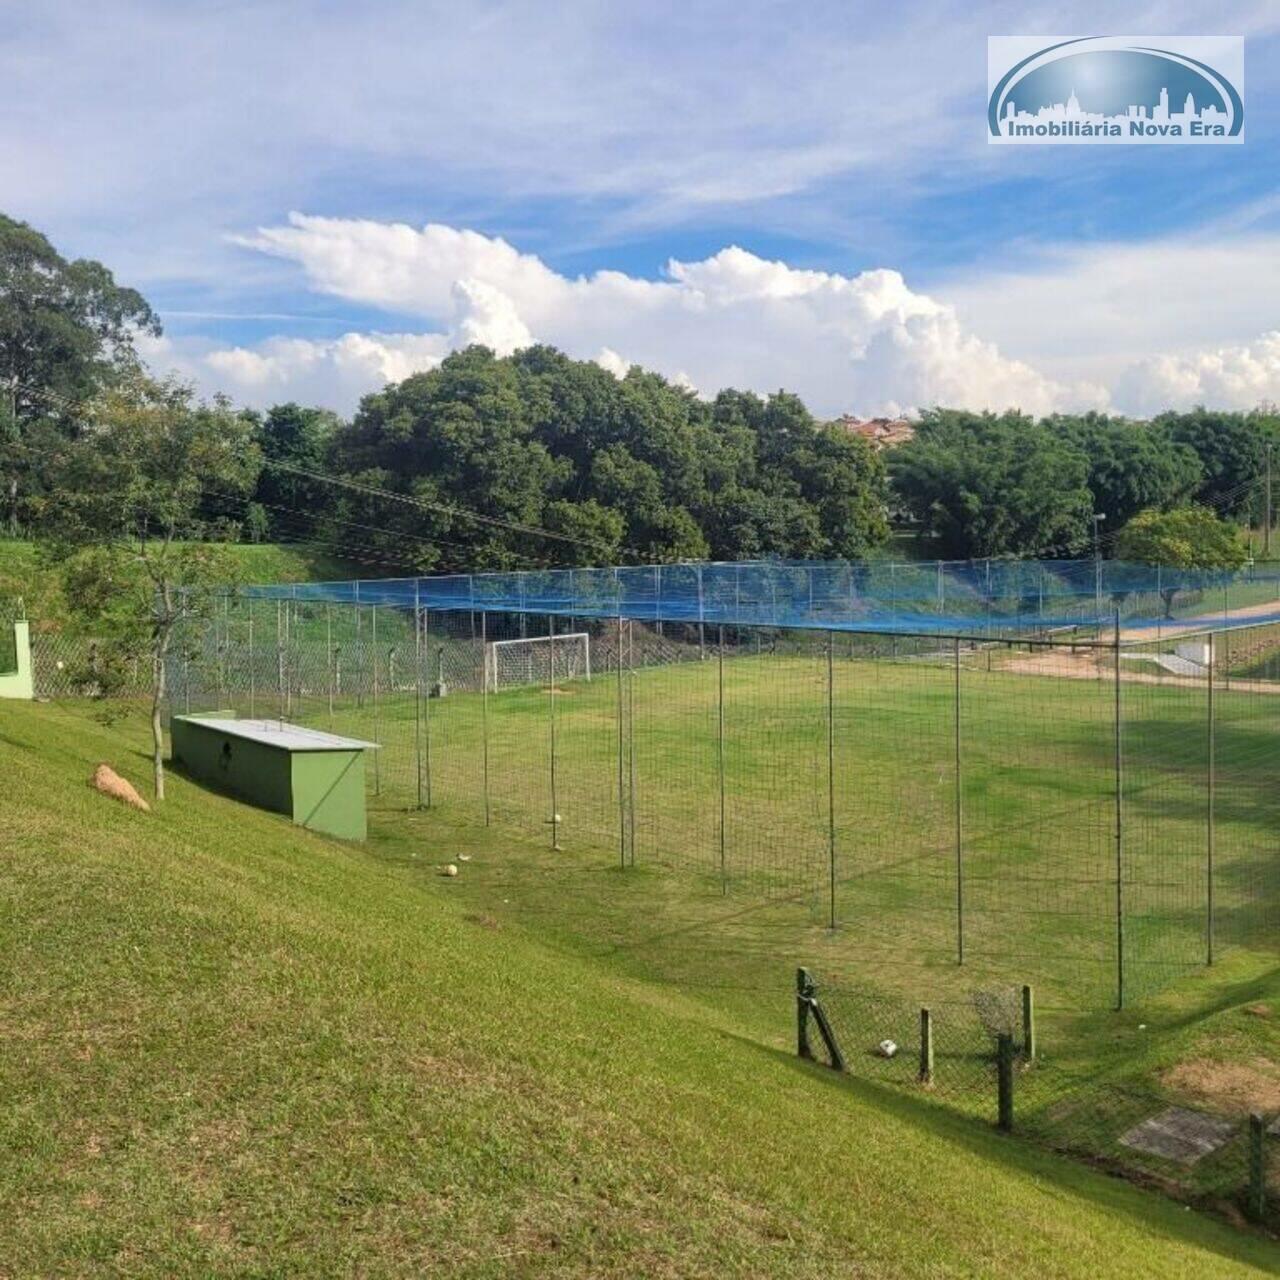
484 632 591 692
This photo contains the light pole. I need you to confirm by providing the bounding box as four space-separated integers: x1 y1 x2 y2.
1092 513 1106 625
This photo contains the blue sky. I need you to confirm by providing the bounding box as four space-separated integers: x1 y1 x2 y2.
5 1 1280 416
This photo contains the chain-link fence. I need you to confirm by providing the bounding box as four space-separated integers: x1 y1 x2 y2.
147 591 1280 1015
29 629 149 700
798 968 1280 1227
24 568 1280 1228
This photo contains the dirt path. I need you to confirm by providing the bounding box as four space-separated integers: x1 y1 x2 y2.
1117 595 1280 643
1003 644 1280 695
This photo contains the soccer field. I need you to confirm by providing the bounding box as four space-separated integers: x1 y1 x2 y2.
256 633 1280 1014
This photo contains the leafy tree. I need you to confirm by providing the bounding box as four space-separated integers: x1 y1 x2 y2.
38 373 259 798
1154 409 1277 518
1047 412 1202 528
540 500 626 566
709 390 889 558
330 346 889 570
243 502 270 544
1114 505 1248 616
334 348 571 569
243 402 342 540
0 213 160 534
890 409 1092 558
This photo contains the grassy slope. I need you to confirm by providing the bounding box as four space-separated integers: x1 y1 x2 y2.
0 703 1276 1276
0 540 357 626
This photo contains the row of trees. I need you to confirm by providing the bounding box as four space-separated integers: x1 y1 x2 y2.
890 407 1273 561
296 348 890 570
6 212 1275 581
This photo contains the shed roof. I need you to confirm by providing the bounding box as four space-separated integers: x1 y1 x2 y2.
174 716 379 752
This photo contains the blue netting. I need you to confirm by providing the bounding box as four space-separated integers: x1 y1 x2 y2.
237 558 1280 637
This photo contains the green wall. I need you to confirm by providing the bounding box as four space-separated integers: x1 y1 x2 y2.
171 714 368 840
0 621 34 700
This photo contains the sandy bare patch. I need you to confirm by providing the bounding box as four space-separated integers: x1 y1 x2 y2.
1162 1057 1280 1115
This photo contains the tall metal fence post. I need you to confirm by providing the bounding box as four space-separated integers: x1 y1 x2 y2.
181 590 192 714
698 564 706 659
617 615 627 867
371 604 381 796
627 619 637 866
1207 630 1216 966
355 606 363 709
414 587 424 810
247 597 256 719
217 592 227 707
289 600 299 719
480 610 490 826
826 630 837 930
326 603 334 727
954 635 964 964
275 600 284 723
1114 606 1125 1011
423 607 433 808
548 613 560 850
718 623 727 895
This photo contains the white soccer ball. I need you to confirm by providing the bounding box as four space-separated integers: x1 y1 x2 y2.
56 660 65 671
442 864 458 878
877 1039 898 1059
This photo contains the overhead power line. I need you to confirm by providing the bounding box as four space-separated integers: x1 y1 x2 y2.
259 459 627 555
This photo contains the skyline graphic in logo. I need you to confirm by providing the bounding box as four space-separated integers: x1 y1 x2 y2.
988 37 1243 144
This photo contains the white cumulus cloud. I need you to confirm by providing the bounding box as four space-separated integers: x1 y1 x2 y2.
146 330 450 411
183 213 1099 417
1115 331 1280 416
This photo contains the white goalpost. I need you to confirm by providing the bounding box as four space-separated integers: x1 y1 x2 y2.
484 631 591 692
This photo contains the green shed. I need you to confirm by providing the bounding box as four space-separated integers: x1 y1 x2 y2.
170 713 378 840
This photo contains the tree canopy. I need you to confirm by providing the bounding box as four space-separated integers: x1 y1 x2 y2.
889 409 1094 559
0 214 160 534
1112 505 1249 573
1155 408 1279 519
326 345 890 571
1045 412 1203 529
10 212 1280 581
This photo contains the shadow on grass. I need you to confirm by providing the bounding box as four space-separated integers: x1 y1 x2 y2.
729 1032 1279 1269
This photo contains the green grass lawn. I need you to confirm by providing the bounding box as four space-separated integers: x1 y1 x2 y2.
2 699 1278 1276
229 632 1280 1016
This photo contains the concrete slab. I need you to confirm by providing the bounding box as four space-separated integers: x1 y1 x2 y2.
1119 1106 1236 1164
